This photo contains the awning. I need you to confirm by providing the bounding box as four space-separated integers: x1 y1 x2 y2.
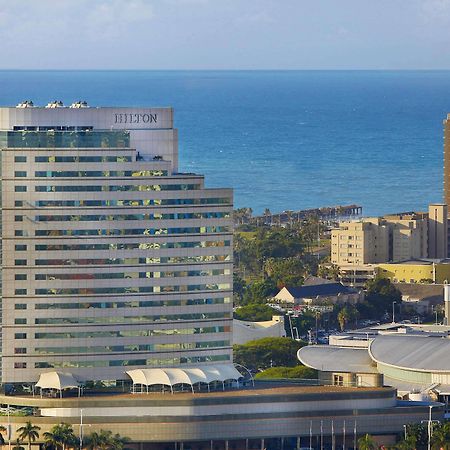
126 364 244 392
35 371 80 390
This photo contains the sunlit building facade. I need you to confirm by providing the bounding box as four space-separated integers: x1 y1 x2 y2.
0 102 233 383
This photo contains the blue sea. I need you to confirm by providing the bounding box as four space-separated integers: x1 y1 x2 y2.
0 70 448 216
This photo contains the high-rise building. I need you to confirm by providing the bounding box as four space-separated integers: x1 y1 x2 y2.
0 101 233 384
332 206 447 269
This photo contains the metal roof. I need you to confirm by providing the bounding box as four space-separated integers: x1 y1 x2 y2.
369 335 450 372
297 345 377 373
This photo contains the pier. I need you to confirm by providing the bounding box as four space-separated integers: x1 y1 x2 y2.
234 205 362 226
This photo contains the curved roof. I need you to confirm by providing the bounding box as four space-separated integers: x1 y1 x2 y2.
298 345 377 373
126 365 243 387
369 335 450 372
35 371 80 390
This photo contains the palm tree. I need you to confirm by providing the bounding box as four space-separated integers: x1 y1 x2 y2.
84 430 129 450
337 307 350 331
110 433 130 450
43 423 76 450
357 433 377 450
431 421 450 450
17 422 41 450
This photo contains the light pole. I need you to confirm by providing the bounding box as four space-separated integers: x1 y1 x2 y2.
392 301 397 324
427 405 433 450
403 424 407 440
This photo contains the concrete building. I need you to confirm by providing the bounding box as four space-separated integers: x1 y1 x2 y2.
377 258 450 284
0 102 233 385
332 206 448 283
331 218 390 266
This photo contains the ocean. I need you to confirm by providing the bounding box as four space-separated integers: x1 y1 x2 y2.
0 70 448 217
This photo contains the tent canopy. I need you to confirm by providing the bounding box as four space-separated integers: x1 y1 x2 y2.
126 365 243 389
35 371 80 390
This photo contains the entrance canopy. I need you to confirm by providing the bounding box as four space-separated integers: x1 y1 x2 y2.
126 365 244 393
35 371 81 397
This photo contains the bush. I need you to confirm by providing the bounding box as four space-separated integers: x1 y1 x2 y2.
255 365 318 379
234 304 277 321
233 337 305 370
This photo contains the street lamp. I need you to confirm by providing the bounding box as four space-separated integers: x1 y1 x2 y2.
392 301 397 324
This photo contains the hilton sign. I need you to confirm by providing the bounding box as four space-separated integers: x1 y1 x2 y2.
114 113 158 124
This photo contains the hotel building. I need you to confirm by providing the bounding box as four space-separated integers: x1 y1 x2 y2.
0 101 233 384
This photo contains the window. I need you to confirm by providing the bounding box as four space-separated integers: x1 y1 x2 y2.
15 171 27 177
15 274 27 281
15 245 27 251
15 186 27 192
15 201 23 207
14 348 26 354
15 333 26 339
14 156 27 163
333 374 344 386
14 289 27 295
15 304 27 310
15 215 23 222
15 230 24 237
15 318 27 325
14 363 27 369
15 260 27 266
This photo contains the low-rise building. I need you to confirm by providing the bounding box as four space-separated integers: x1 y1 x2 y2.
274 277 363 306
377 258 450 284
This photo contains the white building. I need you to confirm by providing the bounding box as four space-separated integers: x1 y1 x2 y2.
0 101 233 384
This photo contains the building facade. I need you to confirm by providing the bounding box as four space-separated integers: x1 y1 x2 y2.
0 102 233 384
331 205 447 268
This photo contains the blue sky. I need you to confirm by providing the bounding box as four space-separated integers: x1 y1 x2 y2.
1 0 450 69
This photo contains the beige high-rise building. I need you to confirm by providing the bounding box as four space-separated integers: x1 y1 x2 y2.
444 115 450 208
332 205 447 268
331 218 389 266
0 102 233 384
428 203 448 259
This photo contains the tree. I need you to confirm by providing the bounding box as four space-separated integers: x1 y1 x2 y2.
254 365 317 380
234 304 277 322
17 422 41 450
394 434 417 450
84 430 130 450
233 337 305 371
110 434 130 450
43 423 76 450
337 308 350 331
357 434 377 450
431 421 450 450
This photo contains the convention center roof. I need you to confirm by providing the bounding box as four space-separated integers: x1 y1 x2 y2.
297 345 377 374
369 335 450 372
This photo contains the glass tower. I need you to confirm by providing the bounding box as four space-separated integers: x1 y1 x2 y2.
0 103 233 383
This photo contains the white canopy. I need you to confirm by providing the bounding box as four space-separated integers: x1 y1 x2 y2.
35 371 80 390
127 364 244 392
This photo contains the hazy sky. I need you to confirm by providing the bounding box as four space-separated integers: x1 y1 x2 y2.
2 0 450 69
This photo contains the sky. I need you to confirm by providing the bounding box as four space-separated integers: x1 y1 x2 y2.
1 0 450 70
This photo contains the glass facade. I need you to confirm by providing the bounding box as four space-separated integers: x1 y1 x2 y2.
0 106 233 383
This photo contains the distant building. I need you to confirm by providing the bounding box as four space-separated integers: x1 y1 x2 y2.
332 205 448 283
274 277 363 306
377 259 450 284
395 282 444 315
